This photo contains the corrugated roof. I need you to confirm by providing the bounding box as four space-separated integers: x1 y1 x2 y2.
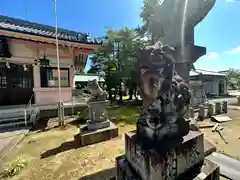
190 69 226 77
0 15 101 44
75 74 105 82
190 71 199 76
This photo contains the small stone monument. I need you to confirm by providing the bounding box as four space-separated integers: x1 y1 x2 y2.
222 100 228 114
215 102 221 115
207 103 214 117
116 41 220 179
198 104 205 121
76 79 118 146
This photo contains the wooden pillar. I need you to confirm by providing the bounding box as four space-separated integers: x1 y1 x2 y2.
33 65 41 88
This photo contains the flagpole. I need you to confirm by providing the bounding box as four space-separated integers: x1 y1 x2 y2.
54 0 63 125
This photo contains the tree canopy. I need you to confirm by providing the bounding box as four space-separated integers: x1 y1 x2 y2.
88 27 147 101
226 69 240 89
139 0 162 43
87 0 162 101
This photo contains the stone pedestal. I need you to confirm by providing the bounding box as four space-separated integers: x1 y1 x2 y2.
76 100 118 146
86 101 110 130
116 155 220 180
86 119 110 131
116 130 220 180
77 121 118 146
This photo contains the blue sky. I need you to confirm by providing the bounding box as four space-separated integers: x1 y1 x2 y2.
1 0 240 72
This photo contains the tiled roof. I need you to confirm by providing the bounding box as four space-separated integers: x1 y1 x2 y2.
0 15 101 44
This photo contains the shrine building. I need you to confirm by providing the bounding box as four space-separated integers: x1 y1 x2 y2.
0 15 101 106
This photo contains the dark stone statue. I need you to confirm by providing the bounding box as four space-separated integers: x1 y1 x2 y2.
135 41 191 142
116 1 220 179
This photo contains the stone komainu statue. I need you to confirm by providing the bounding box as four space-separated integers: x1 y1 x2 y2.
87 79 107 102
135 41 191 140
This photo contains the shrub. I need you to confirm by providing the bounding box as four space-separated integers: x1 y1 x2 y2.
1 155 28 178
76 110 88 121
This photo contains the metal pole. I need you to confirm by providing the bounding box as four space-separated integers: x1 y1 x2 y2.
24 109 27 126
54 0 63 126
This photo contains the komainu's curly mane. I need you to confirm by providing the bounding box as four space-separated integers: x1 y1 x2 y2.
87 79 106 102
135 41 191 135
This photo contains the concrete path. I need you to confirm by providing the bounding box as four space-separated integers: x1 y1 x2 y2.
228 105 240 110
209 97 237 105
0 128 29 160
229 90 240 96
206 152 240 180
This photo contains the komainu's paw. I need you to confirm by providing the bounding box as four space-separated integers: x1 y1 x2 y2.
189 119 199 131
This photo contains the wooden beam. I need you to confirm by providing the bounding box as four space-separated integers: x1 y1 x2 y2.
0 29 101 50
74 48 95 55
68 47 74 56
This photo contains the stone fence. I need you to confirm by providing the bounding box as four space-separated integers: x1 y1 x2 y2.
189 101 228 121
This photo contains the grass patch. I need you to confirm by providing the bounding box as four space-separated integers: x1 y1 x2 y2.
108 105 141 125
0 154 28 179
73 103 141 126
76 109 88 122
3 108 240 180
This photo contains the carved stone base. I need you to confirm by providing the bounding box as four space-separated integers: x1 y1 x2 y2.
116 155 220 180
78 121 118 146
86 120 110 130
124 130 204 180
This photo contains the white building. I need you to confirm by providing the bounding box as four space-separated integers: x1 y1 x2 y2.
190 69 228 97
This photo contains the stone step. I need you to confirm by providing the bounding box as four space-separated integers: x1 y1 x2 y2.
0 112 30 119
0 108 29 114
206 152 240 180
0 111 29 117
0 121 32 129
0 109 32 129
0 116 27 123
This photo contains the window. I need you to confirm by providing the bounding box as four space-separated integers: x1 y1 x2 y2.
0 76 7 88
0 36 12 58
40 67 70 87
0 64 33 89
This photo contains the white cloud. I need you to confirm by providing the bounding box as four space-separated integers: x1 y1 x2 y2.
226 0 233 2
207 52 218 59
224 46 240 55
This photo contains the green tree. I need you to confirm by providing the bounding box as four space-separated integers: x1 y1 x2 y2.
139 0 161 43
226 69 240 89
90 28 146 102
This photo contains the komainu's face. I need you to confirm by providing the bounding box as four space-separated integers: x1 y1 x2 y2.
140 68 164 100
87 80 99 92
139 45 175 101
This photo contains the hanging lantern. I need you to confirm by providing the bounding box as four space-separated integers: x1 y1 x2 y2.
23 64 28 71
39 56 50 67
34 59 40 66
